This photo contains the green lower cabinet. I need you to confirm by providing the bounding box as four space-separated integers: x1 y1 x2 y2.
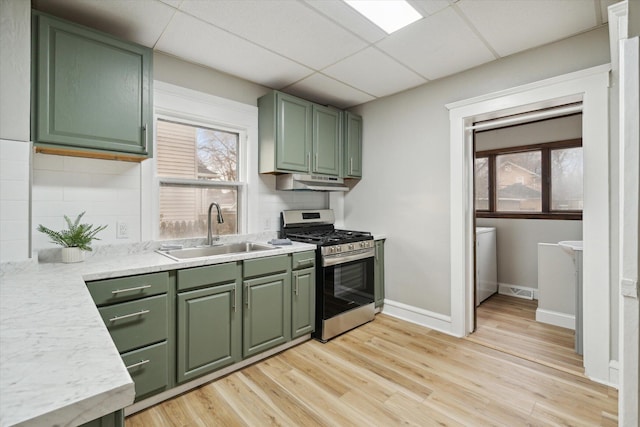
80 410 124 427
176 281 241 383
292 267 315 338
121 341 169 401
243 272 291 358
374 240 385 308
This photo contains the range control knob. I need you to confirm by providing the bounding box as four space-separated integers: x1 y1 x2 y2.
348 244 354 250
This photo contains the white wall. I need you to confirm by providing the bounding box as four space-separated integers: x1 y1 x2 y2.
475 115 583 290
0 0 31 262
345 26 610 316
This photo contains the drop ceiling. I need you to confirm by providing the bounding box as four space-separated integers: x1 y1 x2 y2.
31 0 615 108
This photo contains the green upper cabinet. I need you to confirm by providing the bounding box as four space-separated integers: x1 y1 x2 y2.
343 112 363 178
259 91 312 173
259 91 341 176
32 11 152 159
312 105 341 176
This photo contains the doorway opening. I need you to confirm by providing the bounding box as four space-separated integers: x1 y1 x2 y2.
447 64 611 384
468 112 585 376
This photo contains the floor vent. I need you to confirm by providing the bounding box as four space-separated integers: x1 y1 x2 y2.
499 285 534 300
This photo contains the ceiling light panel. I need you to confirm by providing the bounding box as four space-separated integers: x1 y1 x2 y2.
344 0 422 34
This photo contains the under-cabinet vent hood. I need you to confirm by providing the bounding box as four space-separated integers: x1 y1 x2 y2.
276 174 349 192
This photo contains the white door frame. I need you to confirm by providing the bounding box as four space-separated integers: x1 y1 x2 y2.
446 64 612 385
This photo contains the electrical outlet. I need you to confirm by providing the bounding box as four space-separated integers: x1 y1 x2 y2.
116 221 129 239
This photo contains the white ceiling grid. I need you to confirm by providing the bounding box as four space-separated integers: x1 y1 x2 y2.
32 0 613 108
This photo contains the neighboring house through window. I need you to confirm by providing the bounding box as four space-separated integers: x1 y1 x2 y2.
475 139 583 219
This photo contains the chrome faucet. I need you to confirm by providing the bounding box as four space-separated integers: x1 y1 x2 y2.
207 202 224 246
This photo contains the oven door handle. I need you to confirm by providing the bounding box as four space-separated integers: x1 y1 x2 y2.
322 248 374 267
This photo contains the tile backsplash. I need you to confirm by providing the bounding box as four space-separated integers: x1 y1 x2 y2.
0 140 30 262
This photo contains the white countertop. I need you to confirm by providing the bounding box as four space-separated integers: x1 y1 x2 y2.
0 237 314 427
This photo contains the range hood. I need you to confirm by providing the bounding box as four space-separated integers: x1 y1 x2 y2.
276 174 349 192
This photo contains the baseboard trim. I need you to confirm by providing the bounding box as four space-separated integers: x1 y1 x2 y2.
536 308 575 330
498 283 538 300
382 299 453 335
609 360 619 388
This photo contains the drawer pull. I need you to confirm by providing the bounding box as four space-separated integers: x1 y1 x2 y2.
111 284 151 295
296 258 314 266
109 309 150 322
126 359 150 370
294 274 299 296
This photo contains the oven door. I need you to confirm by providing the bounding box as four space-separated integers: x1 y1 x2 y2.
320 252 375 320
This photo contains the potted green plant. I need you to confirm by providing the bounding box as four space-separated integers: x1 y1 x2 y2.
37 212 108 263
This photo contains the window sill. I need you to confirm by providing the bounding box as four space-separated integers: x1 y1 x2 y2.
476 212 582 220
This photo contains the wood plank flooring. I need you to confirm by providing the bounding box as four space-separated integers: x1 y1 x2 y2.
126 312 618 426
469 294 585 376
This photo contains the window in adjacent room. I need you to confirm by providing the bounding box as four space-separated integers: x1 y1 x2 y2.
475 139 582 219
156 119 241 239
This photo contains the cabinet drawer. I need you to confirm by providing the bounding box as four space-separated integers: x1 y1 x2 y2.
243 255 290 279
99 294 167 353
292 251 315 270
177 262 240 292
86 272 168 306
121 341 168 401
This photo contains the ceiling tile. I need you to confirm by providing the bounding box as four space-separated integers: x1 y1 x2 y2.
376 7 495 80
32 0 176 47
284 73 376 108
457 0 598 57
155 12 313 89
303 0 387 44
178 0 368 70
323 47 427 98
409 0 451 16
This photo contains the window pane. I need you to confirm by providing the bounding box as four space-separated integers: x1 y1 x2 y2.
551 147 583 211
157 120 238 181
496 151 541 212
159 185 237 239
475 157 489 210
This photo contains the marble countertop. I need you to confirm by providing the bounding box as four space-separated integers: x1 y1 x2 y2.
0 236 315 427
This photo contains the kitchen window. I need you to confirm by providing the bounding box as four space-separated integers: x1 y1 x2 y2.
156 118 243 239
475 139 582 219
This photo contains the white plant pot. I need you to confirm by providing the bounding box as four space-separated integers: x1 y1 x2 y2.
61 247 85 263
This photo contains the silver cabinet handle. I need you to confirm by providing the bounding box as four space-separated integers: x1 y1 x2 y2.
350 157 354 175
296 258 314 266
232 287 237 312
307 152 311 172
111 284 151 295
109 309 150 322
315 152 319 171
294 274 299 296
245 284 250 308
142 123 147 151
126 359 150 370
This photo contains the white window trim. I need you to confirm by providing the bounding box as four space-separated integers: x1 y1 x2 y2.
142 81 259 240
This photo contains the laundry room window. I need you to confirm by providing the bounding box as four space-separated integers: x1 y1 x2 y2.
156 118 242 239
475 139 582 220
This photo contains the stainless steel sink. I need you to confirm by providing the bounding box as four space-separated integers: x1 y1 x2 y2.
158 242 276 261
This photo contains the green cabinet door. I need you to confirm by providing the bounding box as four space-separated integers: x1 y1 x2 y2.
276 93 312 172
343 112 363 178
374 240 385 308
312 105 341 176
176 282 241 383
32 12 152 157
243 272 291 358
292 266 315 338
80 410 124 427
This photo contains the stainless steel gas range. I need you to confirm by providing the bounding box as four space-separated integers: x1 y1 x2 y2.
281 209 375 342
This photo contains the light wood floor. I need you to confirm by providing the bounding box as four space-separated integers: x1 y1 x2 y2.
127 312 618 426
469 294 584 376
